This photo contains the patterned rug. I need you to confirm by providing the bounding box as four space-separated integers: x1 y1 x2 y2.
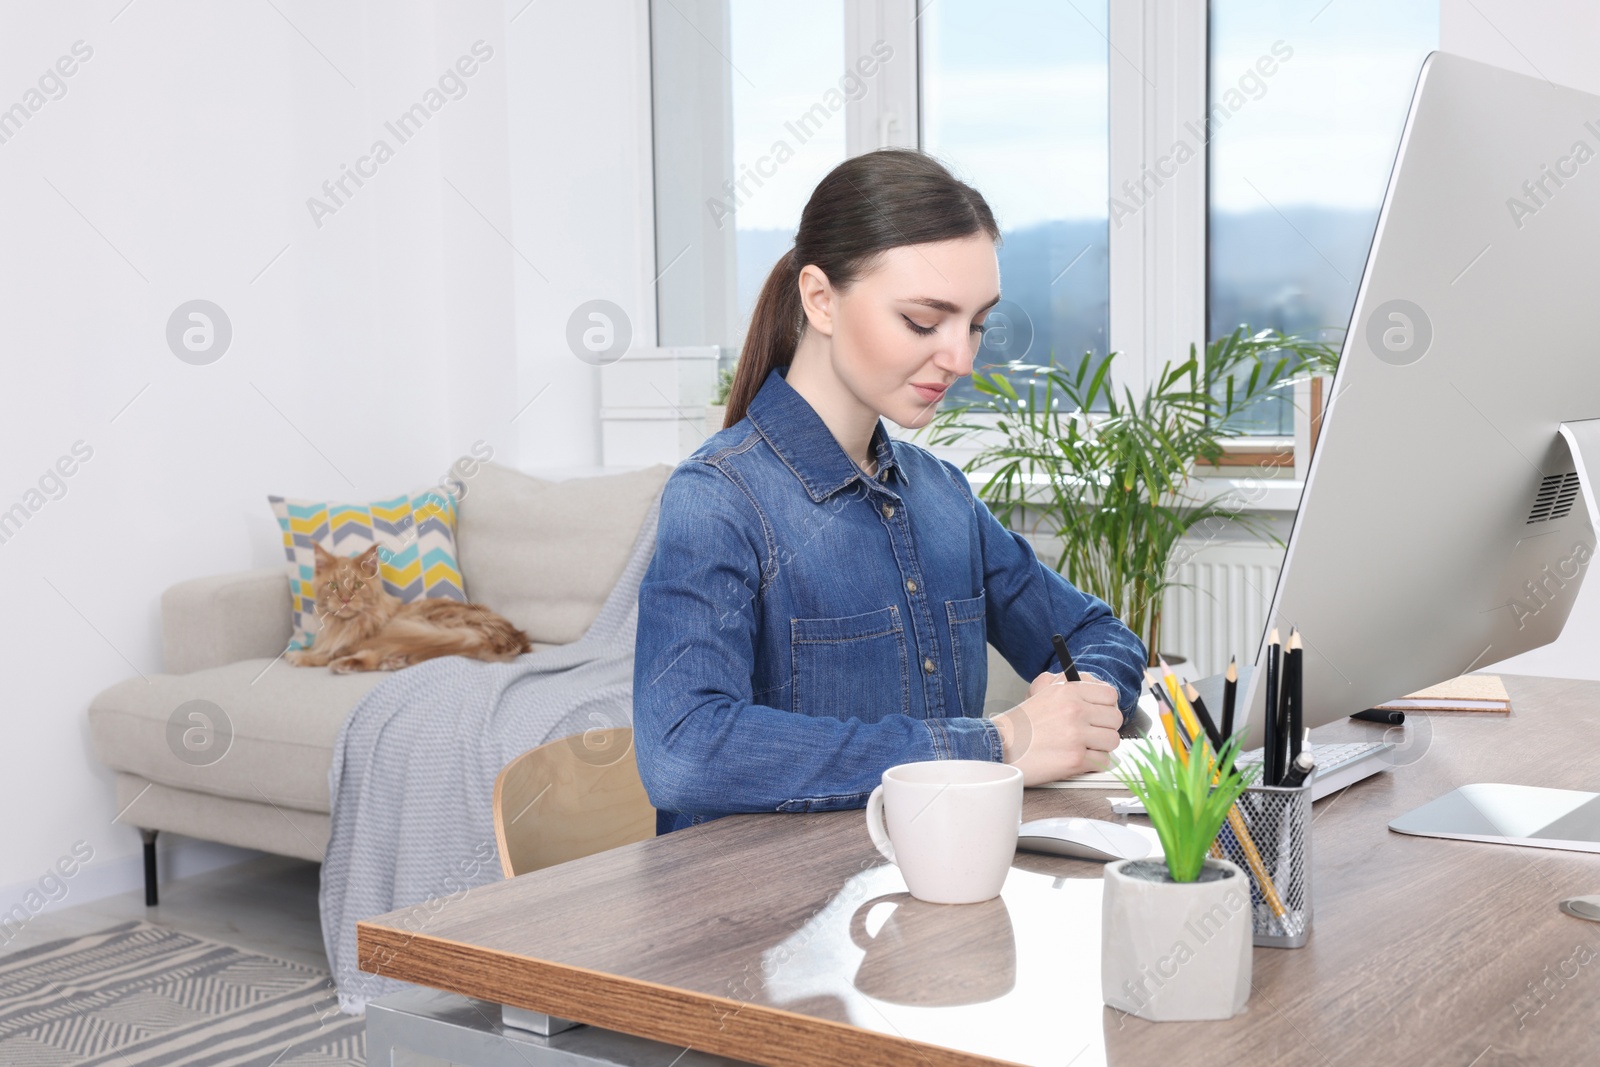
0 921 365 1066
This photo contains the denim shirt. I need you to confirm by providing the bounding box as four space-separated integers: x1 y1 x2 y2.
632 364 1148 835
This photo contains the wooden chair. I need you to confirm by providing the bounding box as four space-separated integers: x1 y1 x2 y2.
492 727 656 878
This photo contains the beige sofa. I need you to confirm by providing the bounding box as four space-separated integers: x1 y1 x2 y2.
86 462 675 903
87 459 1032 905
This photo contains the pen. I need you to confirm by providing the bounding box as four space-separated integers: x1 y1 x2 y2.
1184 681 1225 754
1352 708 1405 725
1287 630 1304 767
1221 656 1238 742
1051 633 1081 682
1264 628 1281 786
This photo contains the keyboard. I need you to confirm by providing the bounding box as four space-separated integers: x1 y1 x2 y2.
1236 740 1396 801
1045 737 1397 811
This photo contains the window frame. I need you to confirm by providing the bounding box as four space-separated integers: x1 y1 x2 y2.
849 0 1210 405
663 2 1297 492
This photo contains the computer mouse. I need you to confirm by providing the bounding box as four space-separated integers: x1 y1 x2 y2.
1017 817 1153 862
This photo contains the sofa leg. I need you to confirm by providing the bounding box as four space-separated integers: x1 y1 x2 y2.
140 829 159 907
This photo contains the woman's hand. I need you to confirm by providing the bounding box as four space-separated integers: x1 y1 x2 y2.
994 671 1122 786
1027 667 1109 697
1027 669 1062 698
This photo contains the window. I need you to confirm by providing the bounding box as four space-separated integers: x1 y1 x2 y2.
650 2 1440 442
650 0 849 364
1207 1 1439 433
919 0 1111 406
728 4 849 339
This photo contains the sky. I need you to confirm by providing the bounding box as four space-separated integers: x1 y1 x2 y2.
727 2 848 234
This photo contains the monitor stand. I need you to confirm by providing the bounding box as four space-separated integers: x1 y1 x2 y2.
1390 784 1600 853
1390 420 1600 851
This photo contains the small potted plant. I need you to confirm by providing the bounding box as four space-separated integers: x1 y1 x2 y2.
1103 731 1260 1021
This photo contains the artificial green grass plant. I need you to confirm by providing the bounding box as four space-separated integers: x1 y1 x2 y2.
1113 734 1260 883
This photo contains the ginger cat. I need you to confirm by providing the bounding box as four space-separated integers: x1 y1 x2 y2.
285 542 532 673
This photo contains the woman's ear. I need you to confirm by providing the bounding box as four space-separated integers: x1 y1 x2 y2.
796 263 836 337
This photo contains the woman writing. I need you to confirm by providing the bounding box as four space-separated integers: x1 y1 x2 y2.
633 149 1147 835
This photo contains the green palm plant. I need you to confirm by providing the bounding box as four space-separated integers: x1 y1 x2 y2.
710 364 737 406
922 326 1338 664
1113 733 1259 882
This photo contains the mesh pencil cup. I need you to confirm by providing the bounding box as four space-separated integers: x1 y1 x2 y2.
1212 775 1313 948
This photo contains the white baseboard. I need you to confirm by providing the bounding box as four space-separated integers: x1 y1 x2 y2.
0 834 265 934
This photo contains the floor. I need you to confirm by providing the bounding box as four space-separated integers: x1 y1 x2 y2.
2 858 509 1064
3 853 329 970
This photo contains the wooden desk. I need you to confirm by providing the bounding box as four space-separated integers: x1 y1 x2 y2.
359 674 1600 1066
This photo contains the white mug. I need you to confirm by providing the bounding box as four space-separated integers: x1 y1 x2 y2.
865 760 1024 904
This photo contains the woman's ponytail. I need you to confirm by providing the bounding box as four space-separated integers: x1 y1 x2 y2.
723 248 802 428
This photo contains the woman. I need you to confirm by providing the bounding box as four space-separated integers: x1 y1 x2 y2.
633 149 1147 835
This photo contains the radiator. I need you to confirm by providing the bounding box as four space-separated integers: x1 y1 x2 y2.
1158 539 1287 679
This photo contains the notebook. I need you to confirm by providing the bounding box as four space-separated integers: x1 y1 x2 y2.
1373 673 1511 712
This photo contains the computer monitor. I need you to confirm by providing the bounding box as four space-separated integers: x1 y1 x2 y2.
1236 51 1600 845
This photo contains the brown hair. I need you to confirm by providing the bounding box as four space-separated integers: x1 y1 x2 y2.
722 149 1001 428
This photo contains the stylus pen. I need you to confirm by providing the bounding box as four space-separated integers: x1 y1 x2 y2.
1051 633 1080 682
1287 630 1304 766
1220 656 1238 742
1264 628 1281 785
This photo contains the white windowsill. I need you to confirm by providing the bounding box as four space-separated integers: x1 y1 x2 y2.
958 468 1306 515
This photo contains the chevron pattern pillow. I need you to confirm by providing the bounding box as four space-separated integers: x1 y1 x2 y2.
268 487 466 651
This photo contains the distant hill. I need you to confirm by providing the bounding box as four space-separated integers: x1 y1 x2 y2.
733 204 1374 413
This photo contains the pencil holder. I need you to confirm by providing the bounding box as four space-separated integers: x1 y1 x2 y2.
1211 776 1313 948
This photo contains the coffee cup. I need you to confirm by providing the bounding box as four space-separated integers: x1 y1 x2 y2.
865 760 1023 904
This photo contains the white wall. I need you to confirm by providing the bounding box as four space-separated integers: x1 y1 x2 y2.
506 2 659 464
1442 0 1600 681
0 0 656 904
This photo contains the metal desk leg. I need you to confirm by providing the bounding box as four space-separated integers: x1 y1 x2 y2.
502 1004 580 1036
365 987 755 1066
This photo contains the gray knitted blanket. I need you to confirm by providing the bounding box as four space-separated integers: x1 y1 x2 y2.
319 494 661 1014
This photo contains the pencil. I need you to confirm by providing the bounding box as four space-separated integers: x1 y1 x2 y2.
1276 628 1296 779
1287 630 1304 765
1264 628 1281 786
1051 633 1081 682
1221 656 1238 742
1184 680 1225 753
1158 658 1208 766
1225 804 1290 920
1145 673 1183 758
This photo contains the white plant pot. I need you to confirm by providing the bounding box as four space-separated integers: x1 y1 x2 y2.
705 403 727 436
1101 857 1252 1021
